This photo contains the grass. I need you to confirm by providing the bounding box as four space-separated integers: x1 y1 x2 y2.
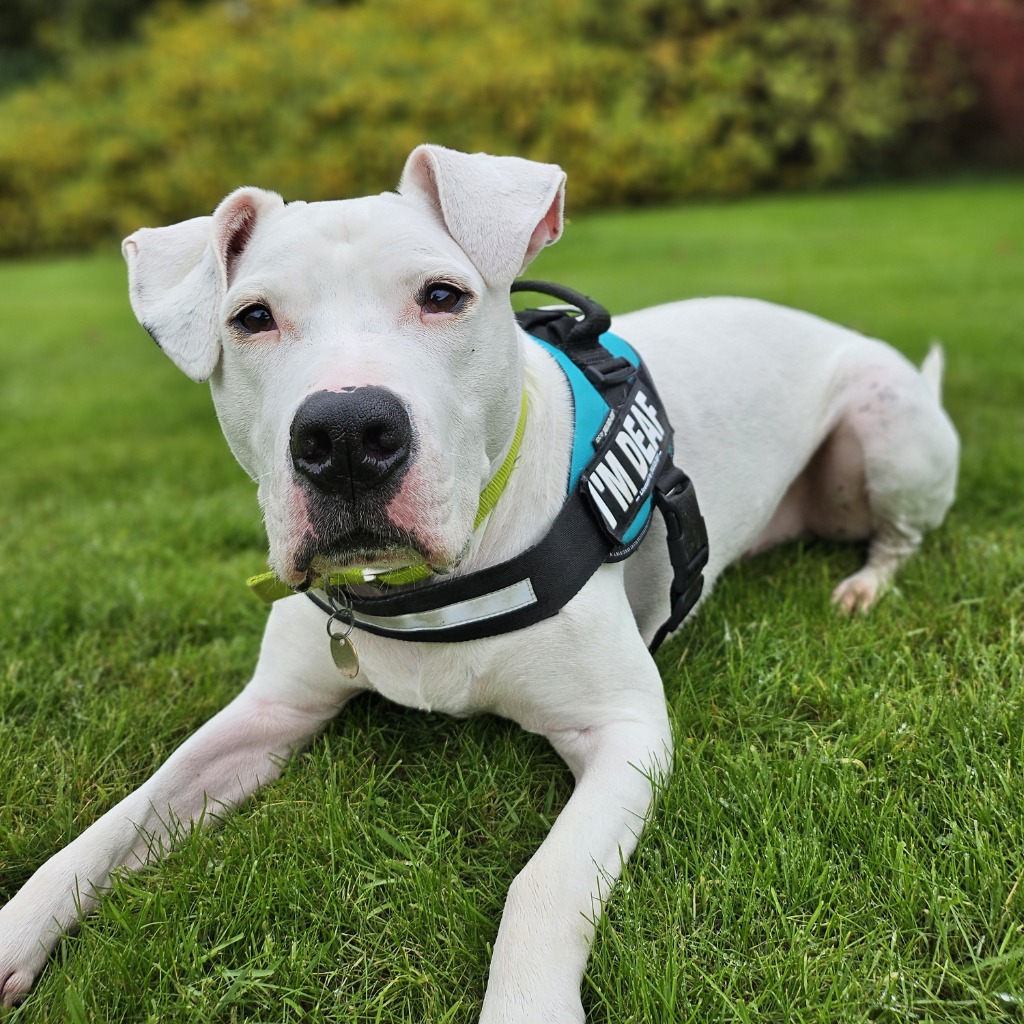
1 176 1023 1023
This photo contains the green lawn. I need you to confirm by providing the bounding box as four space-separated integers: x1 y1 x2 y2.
2 178 1023 1023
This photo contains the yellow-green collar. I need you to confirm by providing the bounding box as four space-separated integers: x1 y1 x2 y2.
247 391 528 604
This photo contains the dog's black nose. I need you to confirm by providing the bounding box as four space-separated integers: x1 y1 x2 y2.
290 387 412 496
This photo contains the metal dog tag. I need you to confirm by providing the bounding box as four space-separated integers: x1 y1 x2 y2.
329 632 360 678
326 609 360 679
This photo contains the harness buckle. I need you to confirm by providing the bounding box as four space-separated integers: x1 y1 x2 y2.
583 356 635 390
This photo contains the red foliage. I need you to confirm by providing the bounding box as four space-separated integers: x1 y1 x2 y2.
917 0 1024 159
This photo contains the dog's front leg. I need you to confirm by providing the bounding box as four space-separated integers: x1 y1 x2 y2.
0 599 357 1007
481 646 671 1024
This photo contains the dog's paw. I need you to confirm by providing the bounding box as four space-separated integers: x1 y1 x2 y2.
0 905 55 1008
478 986 585 1024
0 966 34 1008
831 568 888 615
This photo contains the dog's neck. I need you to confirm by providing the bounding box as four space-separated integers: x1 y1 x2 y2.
457 332 576 575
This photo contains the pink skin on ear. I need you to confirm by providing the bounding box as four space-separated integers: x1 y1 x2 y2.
523 192 564 268
215 193 263 284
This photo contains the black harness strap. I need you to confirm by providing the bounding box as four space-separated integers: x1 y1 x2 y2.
331 481 610 643
317 281 709 654
649 466 708 652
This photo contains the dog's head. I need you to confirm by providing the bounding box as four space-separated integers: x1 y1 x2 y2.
122 146 565 588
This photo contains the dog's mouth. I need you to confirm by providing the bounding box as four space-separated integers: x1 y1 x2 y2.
288 526 451 588
272 464 471 590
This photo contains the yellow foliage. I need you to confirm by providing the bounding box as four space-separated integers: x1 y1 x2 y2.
0 0 973 253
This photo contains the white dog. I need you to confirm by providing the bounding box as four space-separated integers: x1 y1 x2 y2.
0 145 958 1020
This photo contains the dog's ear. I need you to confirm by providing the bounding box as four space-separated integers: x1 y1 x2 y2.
399 145 565 286
122 187 284 382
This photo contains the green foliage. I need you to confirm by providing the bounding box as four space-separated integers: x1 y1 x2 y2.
0 0 974 254
0 0 206 92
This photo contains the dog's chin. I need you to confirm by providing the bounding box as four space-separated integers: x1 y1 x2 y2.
280 528 461 587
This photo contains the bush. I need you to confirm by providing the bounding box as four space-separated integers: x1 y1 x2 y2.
917 0 1024 162
0 0 203 92
0 0 975 254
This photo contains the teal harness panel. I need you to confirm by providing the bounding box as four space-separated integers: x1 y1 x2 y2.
530 330 654 546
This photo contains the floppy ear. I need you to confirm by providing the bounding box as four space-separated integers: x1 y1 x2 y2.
122 187 284 382
398 145 565 286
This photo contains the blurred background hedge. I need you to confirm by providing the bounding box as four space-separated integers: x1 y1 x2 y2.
0 0 1020 255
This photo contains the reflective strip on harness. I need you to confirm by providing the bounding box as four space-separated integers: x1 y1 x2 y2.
351 578 538 634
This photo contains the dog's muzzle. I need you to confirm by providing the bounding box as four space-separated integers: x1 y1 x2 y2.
289 387 412 499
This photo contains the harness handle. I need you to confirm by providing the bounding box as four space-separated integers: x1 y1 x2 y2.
511 280 612 348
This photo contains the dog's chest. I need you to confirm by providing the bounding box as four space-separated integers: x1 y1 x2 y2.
358 636 483 717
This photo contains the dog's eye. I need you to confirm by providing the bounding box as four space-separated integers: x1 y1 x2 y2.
421 283 466 315
234 304 277 334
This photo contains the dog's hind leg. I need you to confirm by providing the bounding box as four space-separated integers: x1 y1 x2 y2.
749 344 959 615
831 519 927 614
819 344 959 614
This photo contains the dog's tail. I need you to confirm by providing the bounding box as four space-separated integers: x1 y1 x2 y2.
921 343 945 403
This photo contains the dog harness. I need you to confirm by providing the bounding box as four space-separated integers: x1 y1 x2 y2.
251 282 709 654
